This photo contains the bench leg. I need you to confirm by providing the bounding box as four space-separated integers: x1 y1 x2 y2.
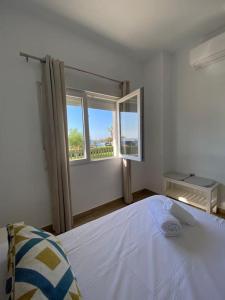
207 191 212 214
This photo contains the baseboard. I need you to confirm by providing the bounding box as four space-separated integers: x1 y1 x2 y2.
218 202 225 210
42 224 54 234
217 208 225 218
42 188 154 234
73 197 123 224
73 188 153 223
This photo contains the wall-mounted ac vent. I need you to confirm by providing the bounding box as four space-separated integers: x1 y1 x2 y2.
190 31 225 69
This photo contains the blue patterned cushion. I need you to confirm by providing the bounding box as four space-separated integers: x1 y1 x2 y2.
6 223 82 299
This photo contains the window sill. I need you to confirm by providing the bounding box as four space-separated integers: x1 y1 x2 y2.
69 156 120 166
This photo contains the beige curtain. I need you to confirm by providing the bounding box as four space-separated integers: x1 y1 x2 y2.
41 56 73 234
121 81 133 204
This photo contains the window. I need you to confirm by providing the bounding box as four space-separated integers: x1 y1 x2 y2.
66 89 118 163
117 88 143 161
119 96 138 156
87 94 116 160
67 95 86 161
66 87 143 164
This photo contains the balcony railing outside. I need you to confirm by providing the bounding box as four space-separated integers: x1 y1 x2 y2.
69 144 138 161
69 146 114 161
69 147 85 160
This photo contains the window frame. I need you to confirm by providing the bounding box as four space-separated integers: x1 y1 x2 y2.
66 88 119 165
117 87 144 161
66 88 90 165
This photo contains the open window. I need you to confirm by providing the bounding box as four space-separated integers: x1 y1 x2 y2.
117 88 144 161
66 89 118 163
86 92 117 160
66 87 143 164
66 89 89 163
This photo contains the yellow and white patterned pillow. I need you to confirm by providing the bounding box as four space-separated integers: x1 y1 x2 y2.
6 223 82 300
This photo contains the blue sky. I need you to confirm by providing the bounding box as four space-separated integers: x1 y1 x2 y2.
67 105 138 141
120 112 138 140
67 105 113 140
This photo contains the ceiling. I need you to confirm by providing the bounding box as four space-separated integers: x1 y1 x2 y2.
9 0 225 60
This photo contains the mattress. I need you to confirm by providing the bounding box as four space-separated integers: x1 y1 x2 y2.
59 195 225 300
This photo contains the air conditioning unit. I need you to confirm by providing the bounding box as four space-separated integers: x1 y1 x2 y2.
190 31 225 70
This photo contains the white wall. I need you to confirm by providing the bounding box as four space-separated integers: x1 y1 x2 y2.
144 54 164 193
144 47 225 208
144 52 173 194
0 4 145 227
172 45 225 208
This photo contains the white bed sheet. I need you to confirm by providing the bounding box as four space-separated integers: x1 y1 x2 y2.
59 195 225 300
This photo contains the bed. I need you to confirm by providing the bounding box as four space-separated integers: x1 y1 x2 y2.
58 195 225 300
1 195 225 299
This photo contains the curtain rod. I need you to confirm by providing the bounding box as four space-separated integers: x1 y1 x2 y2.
20 51 122 84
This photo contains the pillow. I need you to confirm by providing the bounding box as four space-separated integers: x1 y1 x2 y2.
6 223 82 300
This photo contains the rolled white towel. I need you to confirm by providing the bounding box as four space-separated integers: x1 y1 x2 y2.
149 195 196 226
169 202 196 226
149 199 182 237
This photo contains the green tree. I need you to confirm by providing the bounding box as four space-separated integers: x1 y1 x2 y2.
107 126 113 143
68 129 83 148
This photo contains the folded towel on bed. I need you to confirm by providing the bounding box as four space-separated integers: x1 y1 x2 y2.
157 196 196 226
169 201 196 226
149 199 182 237
149 195 196 227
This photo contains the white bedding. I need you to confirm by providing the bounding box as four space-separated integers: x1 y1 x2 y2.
59 195 225 300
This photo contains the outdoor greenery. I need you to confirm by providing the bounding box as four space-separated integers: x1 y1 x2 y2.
90 146 113 160
68 128 114 160
68 129 83 148
69 146 114 160
68 127 138 160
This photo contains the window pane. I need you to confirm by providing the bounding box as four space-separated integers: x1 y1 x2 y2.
88 102 115 160
66 96 85 161
119 95 138 156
